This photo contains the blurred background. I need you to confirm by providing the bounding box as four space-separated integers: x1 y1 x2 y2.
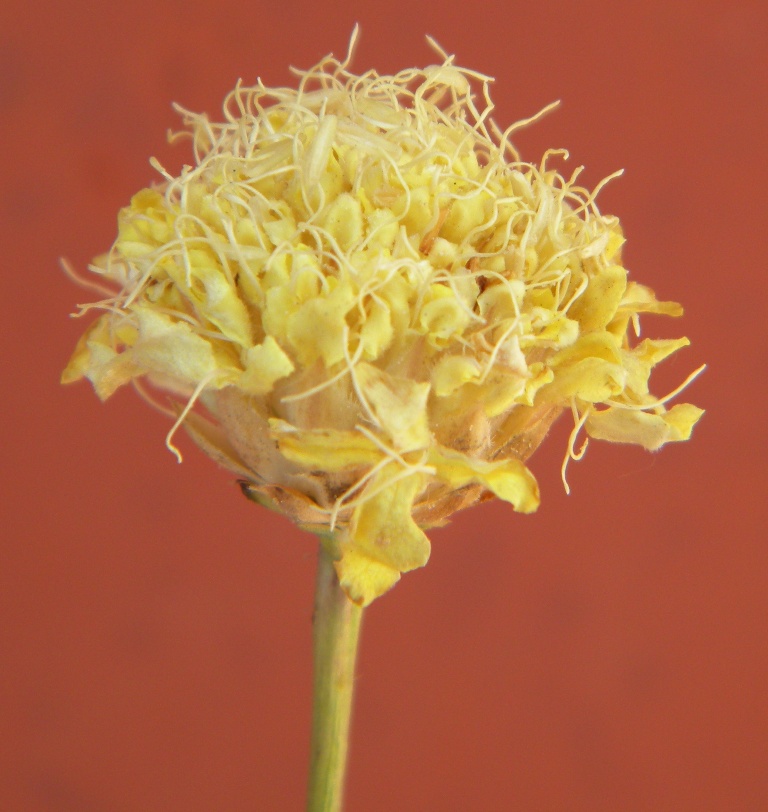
2 0 766 809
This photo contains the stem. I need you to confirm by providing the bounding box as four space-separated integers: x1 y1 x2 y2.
307 541 364 812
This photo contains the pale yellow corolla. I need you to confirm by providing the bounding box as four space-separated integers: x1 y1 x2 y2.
63 36 703 605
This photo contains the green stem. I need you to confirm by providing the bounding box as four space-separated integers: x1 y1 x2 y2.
307 541 364 812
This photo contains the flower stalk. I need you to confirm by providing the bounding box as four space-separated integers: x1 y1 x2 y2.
307 541 364 812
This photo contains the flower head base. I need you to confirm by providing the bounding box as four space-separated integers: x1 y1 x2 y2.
63 34 703 605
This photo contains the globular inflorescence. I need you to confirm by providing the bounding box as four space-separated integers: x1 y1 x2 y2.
63 33 703 605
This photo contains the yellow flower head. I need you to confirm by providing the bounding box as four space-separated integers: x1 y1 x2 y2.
63 33 703 605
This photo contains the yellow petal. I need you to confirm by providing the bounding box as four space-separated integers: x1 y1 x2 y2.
364 207 399 251
401 185 436 235
355 363 431 451
528 311 579 348
603 228 625 262
289 250 323 303
131 307 220 385
378 273 415 336
430 447 540 514
334 548 402 606
187 261 253 347
115 188 174 255
472 372 527 418
418 283 471 346
662 403 705 441
320 192 363 250
538 332 626 403
358 297 393 361
622 337 690 396
541 358 626 403
239 336 295 395
477 279 525 322
286 280 356 366
585 403 705 450
569 264 627 332
269 419 382 471
61 318 109 385
440 194 489 244
618 281 684 317
552 332 622 366
336 471 430 606
62 317 142 400
431 355 482 397
87 346 138 400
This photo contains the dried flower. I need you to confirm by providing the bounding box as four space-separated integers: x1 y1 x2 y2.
63 34 703 605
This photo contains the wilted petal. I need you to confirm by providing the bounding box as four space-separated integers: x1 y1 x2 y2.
619 281 684 317
430 446 540 514
61 318 137 400
336 471 430 605
621 337 691 397
239 336 295 395
355 363 431 451
586 403 705 450
569 265 627 332
286 281 357 367
131 307 223 386
270 419 383 471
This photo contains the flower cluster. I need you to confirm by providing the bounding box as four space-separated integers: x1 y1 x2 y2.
63 36 703 605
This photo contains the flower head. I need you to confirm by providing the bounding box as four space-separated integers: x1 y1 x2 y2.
63 33 703 605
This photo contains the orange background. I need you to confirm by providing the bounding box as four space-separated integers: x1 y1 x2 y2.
2 1 766 809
